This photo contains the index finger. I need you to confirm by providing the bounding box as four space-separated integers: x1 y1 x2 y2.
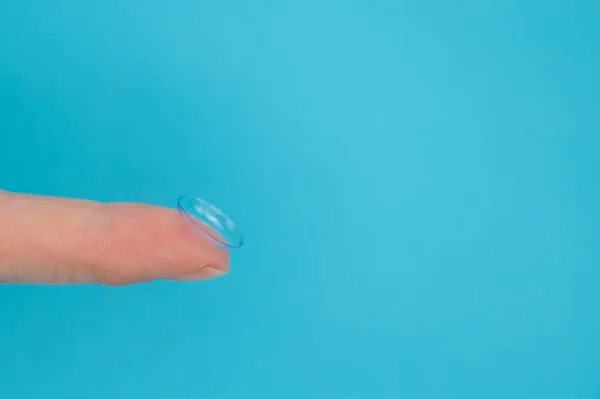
0 191 229 285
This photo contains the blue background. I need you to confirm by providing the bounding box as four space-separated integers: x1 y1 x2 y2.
1 1 599 398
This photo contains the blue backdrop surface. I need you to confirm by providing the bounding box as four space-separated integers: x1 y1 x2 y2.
1 1 599 398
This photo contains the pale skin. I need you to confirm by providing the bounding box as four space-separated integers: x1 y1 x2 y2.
0 190 229 285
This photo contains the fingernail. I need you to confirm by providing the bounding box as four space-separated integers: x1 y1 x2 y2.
168 266 227 281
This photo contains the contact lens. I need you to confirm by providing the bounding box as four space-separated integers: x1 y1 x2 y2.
177 195 243 251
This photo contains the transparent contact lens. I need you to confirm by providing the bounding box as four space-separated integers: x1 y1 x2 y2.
177 195 243 251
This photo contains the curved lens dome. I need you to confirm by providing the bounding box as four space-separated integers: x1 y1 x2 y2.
177 195 244 251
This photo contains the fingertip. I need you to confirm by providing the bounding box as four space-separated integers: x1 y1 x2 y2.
90 203 231 284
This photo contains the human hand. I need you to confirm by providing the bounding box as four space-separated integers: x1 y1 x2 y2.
0 191 229 285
